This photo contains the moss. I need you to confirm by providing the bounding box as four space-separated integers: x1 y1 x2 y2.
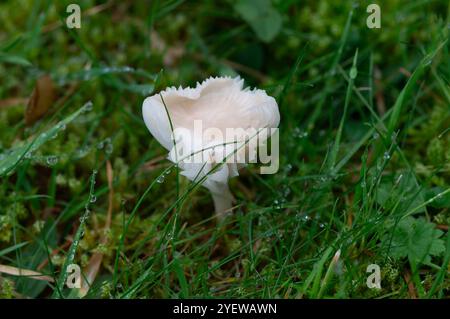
0 277 15 299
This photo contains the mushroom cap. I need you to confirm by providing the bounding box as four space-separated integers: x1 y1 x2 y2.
142 76 280 192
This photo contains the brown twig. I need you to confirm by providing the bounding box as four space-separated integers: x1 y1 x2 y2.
37 239 72 271
403 270 418 299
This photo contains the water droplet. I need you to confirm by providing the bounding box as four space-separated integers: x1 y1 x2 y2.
285 164 293 173
319 223 325 229
97 141 105 149
122 66 134 72
46 155 58 166
319 176 329 183
273 200 282 210
372 132 379 140
391 132 398 142
24 152 33 159
157 176 165 183
264 230 274 238
84 102 93 112
293 127 308 139
105 143 113 155
423 58 432 66
90 195 97 203
383 152 391 160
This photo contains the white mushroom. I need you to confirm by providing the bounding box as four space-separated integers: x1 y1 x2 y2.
142 76 280 218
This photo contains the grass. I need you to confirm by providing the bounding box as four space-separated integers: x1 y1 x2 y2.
0 0 449 299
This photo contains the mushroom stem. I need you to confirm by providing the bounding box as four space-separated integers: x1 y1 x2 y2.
209 183 235 220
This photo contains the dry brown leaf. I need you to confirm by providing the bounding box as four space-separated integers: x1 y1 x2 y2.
25 75 55 125
0 264 54 282
0 97 28 109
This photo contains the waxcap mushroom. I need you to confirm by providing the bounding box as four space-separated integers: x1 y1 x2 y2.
142 76 280 217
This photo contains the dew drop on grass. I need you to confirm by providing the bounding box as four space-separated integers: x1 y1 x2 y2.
293 127 308 139
90 195 97 203
157 176 165 183
383 152 391 160
284 164 293 173
273 199 282 210
105 143 113 155
75 146 90 158
423 58 432 66
84 102 93 112
46 155 58 166
283 186 291 197
319 176 328 183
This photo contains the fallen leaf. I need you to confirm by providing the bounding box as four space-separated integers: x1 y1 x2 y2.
25 75 55 125
0 264 54 282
